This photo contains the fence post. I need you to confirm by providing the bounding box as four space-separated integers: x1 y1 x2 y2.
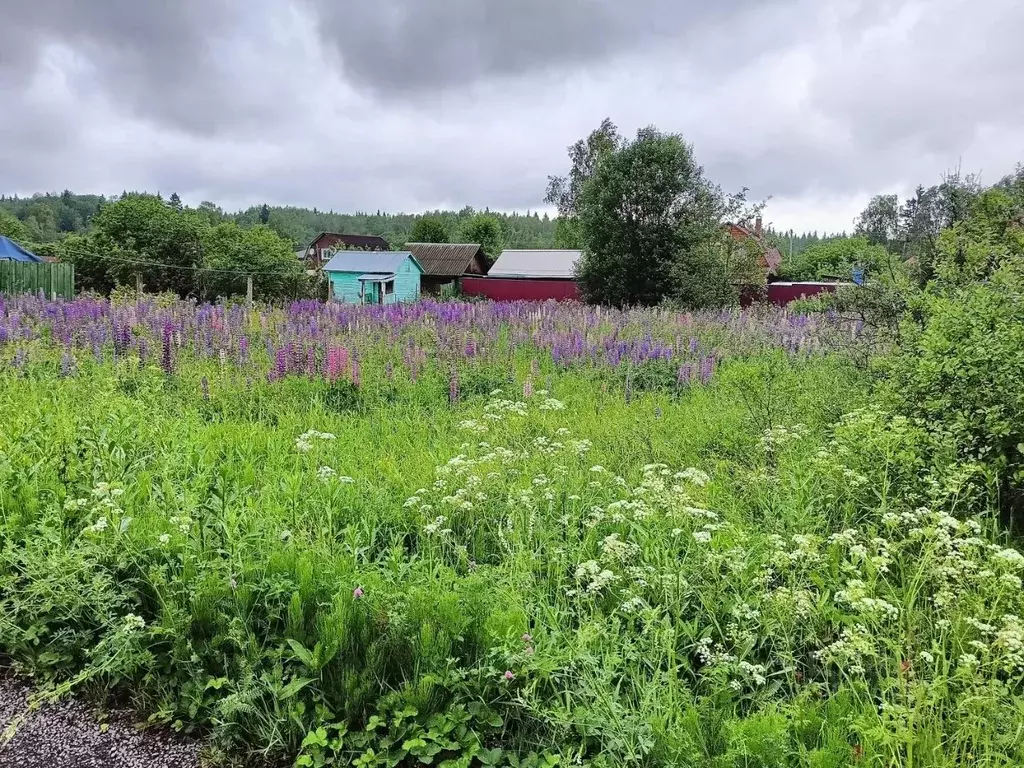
247 275 253 309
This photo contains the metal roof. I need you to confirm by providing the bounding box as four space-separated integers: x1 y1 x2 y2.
357 273 395 282
405 243 486 277
310 232 390 250
488 249 581 279
322 250 423 274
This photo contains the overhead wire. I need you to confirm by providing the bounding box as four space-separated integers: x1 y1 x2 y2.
55 243 308 277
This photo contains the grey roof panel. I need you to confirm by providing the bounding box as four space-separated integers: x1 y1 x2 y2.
322 250 421 274
488 249 581 279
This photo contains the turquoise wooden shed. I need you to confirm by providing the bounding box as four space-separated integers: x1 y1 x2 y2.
322 250 424 304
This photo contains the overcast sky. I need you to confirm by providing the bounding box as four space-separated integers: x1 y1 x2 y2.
2 0 1022 233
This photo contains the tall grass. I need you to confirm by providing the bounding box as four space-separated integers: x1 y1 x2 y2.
0 297 1022 766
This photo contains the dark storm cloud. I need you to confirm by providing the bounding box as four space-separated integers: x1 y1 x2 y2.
1 0 1022 233
305 0 791 95
0 0 285 134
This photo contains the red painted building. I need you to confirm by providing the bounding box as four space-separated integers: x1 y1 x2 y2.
461 276 580 301
461 249 582 302
747 281 845 307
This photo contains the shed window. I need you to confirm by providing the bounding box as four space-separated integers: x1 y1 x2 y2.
385 280 395 295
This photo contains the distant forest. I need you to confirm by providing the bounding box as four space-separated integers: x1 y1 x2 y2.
0 190 842 257
0 192 560 251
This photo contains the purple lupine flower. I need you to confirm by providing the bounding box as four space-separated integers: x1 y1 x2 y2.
523 375 533 399
274 347 288 380
385 360 394 380
351 357 362 389
200 377 210 401
161 322 174 375
238 336 249 365
700 356 715 385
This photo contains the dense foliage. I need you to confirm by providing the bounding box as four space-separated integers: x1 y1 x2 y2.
777 237 890 281
568 124 763 308
408 216 451 244
870 168 1024 531
53 194 307 301
0 192 558 253
2 295 1024 767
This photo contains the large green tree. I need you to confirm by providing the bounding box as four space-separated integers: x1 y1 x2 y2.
0 209 29 243
202 222 307 300
574 126 728 308
457 214 504 262
74 194 206 295
854 194 900 249
545 118 622 249
409 216 450 244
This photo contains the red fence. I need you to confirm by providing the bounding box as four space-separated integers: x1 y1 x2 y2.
460 277 840 306
460 276 580 302
742 282 843 307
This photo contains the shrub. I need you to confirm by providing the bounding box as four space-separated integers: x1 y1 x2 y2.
881 259 1024 528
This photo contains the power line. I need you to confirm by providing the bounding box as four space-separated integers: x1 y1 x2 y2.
56 244 306 277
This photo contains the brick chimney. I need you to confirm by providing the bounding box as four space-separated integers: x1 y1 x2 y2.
754 216 763 238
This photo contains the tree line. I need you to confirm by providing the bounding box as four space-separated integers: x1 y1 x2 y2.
545 117 1024 306
0 191 561 301
0 192 557 254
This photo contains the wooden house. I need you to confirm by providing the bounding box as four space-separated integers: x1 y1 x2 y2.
404 243 489 295
322 250 423 304
302 232 391 271
724 217 783 275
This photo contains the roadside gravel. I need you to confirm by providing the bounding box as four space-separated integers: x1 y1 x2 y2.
0 673 201 768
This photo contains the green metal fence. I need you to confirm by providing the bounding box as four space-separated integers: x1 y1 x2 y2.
0 261 75 299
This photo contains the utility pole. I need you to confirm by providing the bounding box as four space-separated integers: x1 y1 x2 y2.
246 275 253 309
136 273 143 295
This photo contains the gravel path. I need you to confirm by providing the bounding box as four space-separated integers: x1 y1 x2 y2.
0 673 201 768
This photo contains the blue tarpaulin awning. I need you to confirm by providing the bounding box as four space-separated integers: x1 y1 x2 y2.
0 236 43 263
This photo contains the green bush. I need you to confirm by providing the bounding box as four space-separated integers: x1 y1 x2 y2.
881 259 1024 527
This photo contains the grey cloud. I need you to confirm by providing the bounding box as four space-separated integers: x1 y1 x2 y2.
1 0 1023 235
0 0 289 134
305 0 787 95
